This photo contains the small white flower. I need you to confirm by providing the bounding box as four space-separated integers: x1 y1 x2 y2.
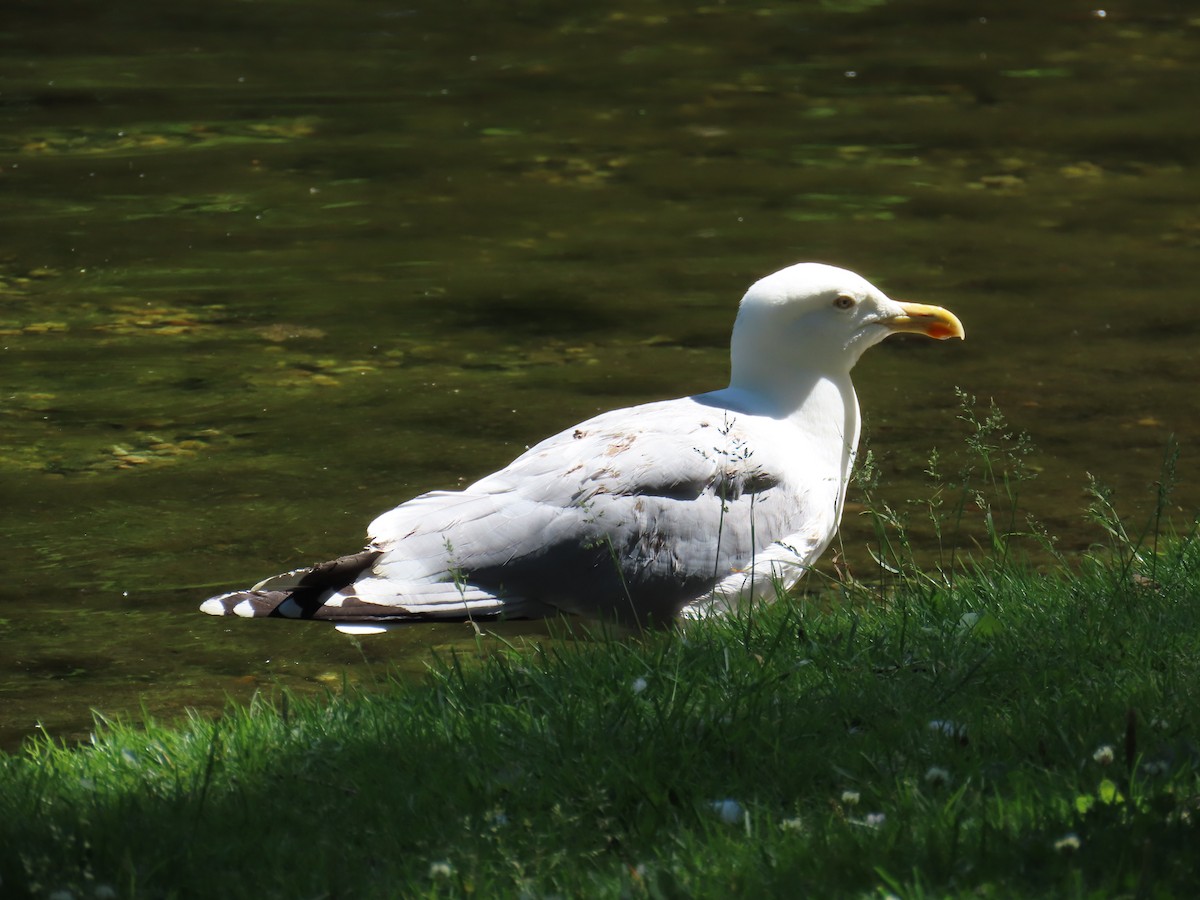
1093 744 1115 766
864 812 886 828
924 766 951 787
1054 833 1082 852
710 799 744 824
841 790 860 806
631 677 648 694
779 816 804 832
428 860 454 879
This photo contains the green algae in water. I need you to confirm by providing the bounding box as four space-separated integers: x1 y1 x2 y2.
8 117 319 157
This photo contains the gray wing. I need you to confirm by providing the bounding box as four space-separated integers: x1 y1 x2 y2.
360 398 817 624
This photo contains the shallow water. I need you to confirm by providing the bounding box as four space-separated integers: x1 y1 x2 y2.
2 0 1198 750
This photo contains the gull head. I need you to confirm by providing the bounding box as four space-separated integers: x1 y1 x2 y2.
728 263 964 399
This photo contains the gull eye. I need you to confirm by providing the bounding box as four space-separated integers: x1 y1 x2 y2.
833 294 856 310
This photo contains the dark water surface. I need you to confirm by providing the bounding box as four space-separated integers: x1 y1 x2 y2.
3 0 1198 749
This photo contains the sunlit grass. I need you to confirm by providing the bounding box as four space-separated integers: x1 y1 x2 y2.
2 405 1199 898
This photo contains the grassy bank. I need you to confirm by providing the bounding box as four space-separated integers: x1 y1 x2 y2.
3 406 1199 898
3 533 1199 898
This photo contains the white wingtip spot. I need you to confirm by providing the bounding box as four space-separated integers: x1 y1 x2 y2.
199 597 228 616
334 623 397 636
233 599 259 618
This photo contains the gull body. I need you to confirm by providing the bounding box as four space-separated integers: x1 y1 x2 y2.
200 263 964 630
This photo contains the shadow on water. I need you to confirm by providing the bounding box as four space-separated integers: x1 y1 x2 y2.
2 0 1199 749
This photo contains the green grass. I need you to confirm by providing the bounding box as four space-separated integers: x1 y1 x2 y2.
3 538 1200 898
3 404 1200 898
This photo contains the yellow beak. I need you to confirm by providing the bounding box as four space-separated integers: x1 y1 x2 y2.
884 302 966 341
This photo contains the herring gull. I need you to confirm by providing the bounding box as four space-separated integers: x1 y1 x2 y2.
201 263 964 630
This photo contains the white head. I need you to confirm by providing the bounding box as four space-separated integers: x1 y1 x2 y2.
728 262 963 407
